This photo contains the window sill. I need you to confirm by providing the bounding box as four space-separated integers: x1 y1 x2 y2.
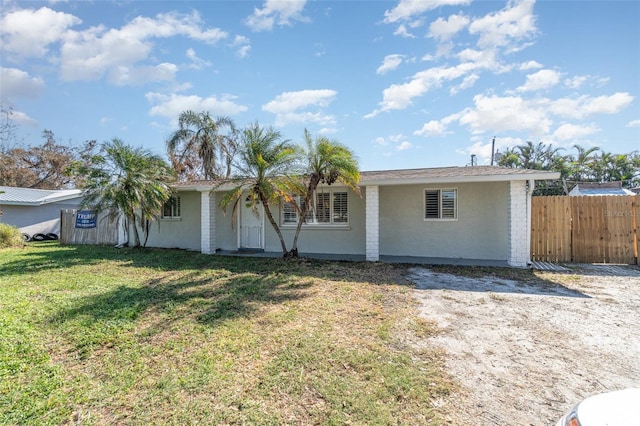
161 217 182 222
424 218 458 222
281 224 351 230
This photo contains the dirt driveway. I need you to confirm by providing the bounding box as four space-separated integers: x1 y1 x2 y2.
406 264 640 425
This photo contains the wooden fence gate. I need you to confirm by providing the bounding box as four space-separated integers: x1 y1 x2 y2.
531 195 639 264
60 209 120 245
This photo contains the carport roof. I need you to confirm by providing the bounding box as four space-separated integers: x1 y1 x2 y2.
0 186 83 206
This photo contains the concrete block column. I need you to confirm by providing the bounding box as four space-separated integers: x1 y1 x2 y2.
365 185 380 262
200 191 216 254
507 180 529 267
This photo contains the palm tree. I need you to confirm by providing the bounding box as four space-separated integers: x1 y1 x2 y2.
167 111 238 180
569 144 600 182
288 130 360 257
218 122 300 256
81 138 174 247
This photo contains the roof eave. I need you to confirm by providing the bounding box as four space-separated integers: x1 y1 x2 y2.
362 172 560 186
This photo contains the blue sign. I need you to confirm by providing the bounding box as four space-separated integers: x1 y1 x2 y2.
75 210 97 229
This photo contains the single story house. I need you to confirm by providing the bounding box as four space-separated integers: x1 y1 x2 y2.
569 182 635 196
0 186 83 238
139 166 559 268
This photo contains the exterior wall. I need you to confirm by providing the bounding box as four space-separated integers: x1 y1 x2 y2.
0 200 82 236
214 191 240 251
379 182 509 260
263 187 367 255
142 191 201 251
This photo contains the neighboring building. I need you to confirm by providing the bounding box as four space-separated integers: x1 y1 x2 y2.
0 186 83 238
569 182 635 196
137 166 559 268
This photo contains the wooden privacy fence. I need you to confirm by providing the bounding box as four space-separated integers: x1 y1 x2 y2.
60 209 120 245
531 195 639 264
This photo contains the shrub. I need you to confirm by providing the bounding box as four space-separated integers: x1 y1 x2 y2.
0 223 25 248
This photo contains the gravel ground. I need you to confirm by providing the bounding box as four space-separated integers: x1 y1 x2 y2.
406 264 640 425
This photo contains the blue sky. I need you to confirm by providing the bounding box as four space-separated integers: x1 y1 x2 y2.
1 0 638 172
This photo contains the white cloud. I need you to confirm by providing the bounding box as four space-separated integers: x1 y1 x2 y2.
457 94 552 135
57 11 227 84
0 67 45 99
109 63 178 86
450 73 479 94
393 24 416 38
186 48 212 69
232 35 251 58
468 0 537 49
366 57 499 117
377 54 404 75
549 92 634 119
519 60 542 71
552 123 599 140
627 120 640 128
262 89 337 127
517 69 561 92
10 110 38 127
564 75 588 89
397 141 413 151
414 120 446 137
384 0 471 24
374 136 388 146
245 0 309 32
428 13 470 41
0 7 81 60
147 92 248 125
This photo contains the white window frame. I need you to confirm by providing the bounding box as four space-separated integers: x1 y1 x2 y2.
281 190 349 226
424 188 457 221
161 195 181 219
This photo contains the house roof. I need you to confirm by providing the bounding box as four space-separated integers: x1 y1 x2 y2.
172 166 560 191
360 166 559 185
0 186 83 206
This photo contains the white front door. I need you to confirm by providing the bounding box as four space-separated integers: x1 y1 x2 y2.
239 195 264 249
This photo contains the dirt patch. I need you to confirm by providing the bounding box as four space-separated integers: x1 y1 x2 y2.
406 264 640 425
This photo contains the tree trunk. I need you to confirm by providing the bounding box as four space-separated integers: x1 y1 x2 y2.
258 192 289 256
289 177 319 257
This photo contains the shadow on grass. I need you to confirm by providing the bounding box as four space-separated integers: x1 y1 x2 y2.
0 242 406 284
51 270 311 330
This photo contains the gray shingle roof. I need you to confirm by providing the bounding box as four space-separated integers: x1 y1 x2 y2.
0 186 83 206
360 166 558 184
171 166 559 191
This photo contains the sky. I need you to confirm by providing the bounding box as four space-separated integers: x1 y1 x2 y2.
1 0 639 172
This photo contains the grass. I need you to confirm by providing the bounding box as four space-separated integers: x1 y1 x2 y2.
0 242 452 425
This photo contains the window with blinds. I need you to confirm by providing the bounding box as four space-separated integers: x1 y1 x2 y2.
162 196 181 218
282 191 348 225
424 189 457 220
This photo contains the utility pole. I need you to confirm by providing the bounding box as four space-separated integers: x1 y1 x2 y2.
490 136 496 166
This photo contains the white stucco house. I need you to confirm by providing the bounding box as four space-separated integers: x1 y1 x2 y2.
138 166 559 268
0 186 83 238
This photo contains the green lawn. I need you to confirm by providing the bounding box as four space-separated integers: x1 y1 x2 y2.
0 243 451 425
